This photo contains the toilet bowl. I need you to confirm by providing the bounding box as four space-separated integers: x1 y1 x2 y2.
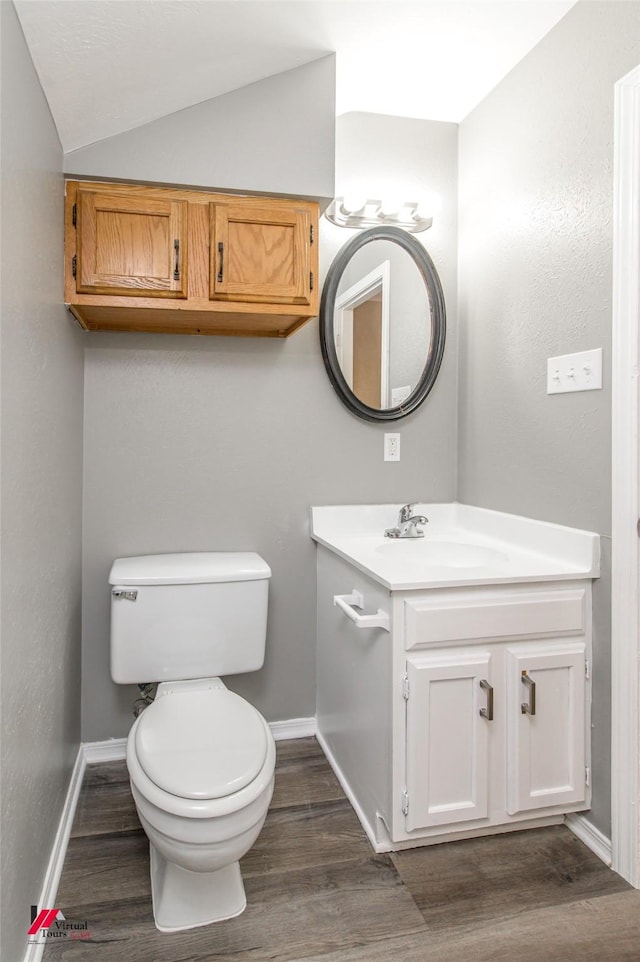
126 678 276 932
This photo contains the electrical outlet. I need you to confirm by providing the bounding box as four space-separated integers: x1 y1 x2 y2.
384 433 400 461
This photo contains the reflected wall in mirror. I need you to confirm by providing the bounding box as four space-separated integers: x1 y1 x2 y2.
320 227 446 422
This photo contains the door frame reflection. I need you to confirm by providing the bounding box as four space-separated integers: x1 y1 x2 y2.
334 260 390 408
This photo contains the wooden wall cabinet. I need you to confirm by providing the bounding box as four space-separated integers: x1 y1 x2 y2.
65 181 319 337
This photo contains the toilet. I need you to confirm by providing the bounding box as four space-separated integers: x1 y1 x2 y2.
109 551 276 933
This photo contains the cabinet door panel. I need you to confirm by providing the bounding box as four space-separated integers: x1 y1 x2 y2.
506 643 586 815
76 189 187 297
405 651 491 831
210 203 311 304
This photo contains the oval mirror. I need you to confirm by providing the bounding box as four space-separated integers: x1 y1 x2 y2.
320 226 446 422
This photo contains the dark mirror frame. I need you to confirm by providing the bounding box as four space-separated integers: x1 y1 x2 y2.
319 226 446 422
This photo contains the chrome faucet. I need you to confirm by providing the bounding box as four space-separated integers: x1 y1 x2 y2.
384 502 429 539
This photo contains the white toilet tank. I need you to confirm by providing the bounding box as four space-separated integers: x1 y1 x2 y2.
109 552 271 684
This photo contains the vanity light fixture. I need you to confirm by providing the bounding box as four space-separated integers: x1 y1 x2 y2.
325 196 434 233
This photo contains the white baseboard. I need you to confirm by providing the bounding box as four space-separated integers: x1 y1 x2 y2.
83 738 127 763
565 813 613 867
23 747 86 962
269 716 317 741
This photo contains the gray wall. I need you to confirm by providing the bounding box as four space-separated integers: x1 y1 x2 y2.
81 111 458 741
458 0 640 836
64 56 336 206
0 4 84 961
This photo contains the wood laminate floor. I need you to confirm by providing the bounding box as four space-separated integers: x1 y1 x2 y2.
44 738 639 961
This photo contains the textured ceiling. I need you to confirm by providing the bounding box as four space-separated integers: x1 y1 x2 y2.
15 0 576 153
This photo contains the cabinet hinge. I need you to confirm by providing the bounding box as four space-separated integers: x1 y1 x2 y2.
71 254 77 278
310 271 314 291
585 766 591 787
402 674 410 700
72 203 77 227
310 224 314 244
584 659 590 680
402 789 409 816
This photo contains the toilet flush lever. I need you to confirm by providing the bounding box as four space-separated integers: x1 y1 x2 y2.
112 587 138 602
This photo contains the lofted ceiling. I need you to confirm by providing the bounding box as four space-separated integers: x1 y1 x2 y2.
15 0 576 154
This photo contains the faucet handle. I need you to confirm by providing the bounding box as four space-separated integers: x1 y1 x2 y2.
398 502 418 523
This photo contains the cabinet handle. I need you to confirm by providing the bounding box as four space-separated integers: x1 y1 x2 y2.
521 671 536 715
217 242 224 282
173 239 180 280
479 679 494 721
333 590 390 632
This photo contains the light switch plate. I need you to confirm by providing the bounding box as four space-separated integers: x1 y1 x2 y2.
547 348 603 394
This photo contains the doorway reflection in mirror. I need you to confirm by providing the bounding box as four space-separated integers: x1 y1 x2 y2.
334 240 431 410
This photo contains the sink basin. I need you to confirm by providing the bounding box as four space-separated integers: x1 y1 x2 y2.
375 540 509 568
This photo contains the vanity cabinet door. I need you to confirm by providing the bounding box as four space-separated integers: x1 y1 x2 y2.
210 200 314 306
506 642 587 816
75 186 188 298
404 649 493 832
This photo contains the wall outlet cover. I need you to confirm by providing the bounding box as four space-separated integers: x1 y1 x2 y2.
384 433 400 461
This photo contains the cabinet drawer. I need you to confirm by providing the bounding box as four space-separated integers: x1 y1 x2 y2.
404 587 586 650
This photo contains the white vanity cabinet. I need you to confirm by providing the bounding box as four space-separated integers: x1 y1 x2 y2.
315 539 593 852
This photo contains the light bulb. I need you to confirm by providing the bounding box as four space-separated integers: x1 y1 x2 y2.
340 194 366 215
379 196 402 217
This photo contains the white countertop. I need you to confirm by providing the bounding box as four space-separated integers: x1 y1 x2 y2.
310 503 600 591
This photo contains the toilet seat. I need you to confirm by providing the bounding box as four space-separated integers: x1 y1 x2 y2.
135 688 268 800
127 690 276 821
